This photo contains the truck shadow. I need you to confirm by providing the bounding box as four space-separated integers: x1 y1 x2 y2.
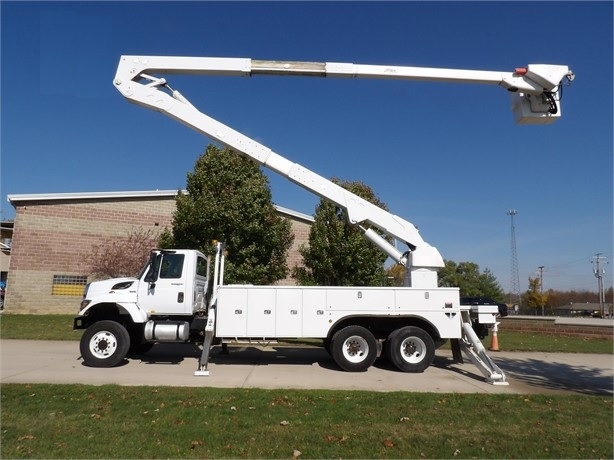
135 344 613 395
137 343 367 373
492 355 613 395
135 342 202 365
136 343 332 367
210 344 335 368
435 354 613 396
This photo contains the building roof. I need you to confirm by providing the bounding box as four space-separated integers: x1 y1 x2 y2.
7 190 180 202
7 190 314 223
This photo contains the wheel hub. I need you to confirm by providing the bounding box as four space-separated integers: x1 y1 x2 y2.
401 337 425 363
343 335 368 363
403 341 418 356
347 340 364 357
90 331 117 358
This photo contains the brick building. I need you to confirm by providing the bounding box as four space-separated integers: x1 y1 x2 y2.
6 191 313 314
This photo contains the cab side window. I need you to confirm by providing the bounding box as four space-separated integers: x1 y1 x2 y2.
160 254 185 279
196 256 208 278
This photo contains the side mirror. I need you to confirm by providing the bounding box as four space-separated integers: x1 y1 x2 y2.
143 253 160 284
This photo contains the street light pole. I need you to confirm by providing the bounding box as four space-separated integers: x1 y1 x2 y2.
538 266 545 316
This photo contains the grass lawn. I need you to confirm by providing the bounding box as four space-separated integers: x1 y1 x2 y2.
1 314 612 459
1 384 612 459
0 314 82 341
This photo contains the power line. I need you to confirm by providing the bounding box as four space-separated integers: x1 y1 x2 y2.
546 256 593 270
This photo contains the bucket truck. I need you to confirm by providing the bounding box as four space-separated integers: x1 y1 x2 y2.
74 55 574 385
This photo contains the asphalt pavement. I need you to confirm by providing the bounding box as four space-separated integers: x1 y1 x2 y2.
1 340 612 395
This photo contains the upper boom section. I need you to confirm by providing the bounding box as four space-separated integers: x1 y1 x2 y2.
115 55 573 91
113 55 574 284
115 56 574 124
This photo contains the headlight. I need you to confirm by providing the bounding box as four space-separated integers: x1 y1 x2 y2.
80 299 91 311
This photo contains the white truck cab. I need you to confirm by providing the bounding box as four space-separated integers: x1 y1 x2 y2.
75 250 209 365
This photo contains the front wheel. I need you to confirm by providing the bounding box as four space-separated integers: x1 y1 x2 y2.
80 320 130 368
386 326 435 373
330 325 377 372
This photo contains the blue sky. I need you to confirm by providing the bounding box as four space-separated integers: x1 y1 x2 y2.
1 1 612 293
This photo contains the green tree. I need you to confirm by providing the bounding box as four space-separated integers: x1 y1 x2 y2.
294 179 389 286
384 263 407 287
165 145 294 285
438 260 504 300
526 276 549 315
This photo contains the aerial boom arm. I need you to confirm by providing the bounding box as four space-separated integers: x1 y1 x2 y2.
113 55 574 287
115 56 573 122
115 55 572 93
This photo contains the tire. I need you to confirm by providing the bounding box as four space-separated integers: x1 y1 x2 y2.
80 320 131 368
330 325 377 372
385 326 435 373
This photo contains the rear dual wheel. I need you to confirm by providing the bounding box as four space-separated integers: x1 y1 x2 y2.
330 325 378 372
386 326 435 373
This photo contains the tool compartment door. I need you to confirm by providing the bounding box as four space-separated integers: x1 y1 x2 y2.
216 287 248 337
275 288 302 337
245 288 276 337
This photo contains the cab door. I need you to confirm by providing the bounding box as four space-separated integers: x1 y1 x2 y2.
137 252 189 315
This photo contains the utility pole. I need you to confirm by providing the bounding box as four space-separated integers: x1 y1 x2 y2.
538 265 545 316
507 210 521 309
592 254 608 317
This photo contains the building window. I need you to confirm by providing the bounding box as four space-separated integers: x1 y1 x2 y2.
52 275 88 296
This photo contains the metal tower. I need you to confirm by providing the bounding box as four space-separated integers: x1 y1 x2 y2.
507 210 521 307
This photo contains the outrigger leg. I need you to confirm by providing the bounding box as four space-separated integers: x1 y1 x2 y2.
194 307 216 376
458 311 508 385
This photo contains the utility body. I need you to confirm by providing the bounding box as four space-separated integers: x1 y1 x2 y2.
75 55 574 384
